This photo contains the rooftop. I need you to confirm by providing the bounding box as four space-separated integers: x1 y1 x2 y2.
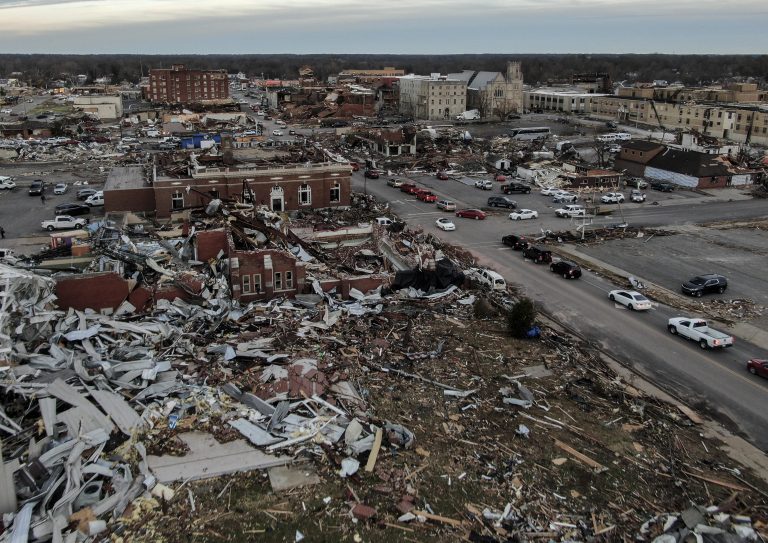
105 165 149 190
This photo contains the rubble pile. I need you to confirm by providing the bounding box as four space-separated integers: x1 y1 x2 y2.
1 258 766 541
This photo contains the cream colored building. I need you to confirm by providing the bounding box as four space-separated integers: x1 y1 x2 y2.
72 95 123 119
524 87 607 114
592 96 768 145
397 75 467 120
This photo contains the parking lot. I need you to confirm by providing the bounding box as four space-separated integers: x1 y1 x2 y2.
365 170 703 232
0 178 104 244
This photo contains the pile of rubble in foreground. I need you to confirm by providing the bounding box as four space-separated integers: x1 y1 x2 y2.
0 263 766 543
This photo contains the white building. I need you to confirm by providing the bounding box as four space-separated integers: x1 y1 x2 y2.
72 95 123 120
524 87 607 114
398 74 467 120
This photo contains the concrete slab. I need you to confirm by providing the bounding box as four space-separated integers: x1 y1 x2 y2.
146 432 288 483
268 465 320 492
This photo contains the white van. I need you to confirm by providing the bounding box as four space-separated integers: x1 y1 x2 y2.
467 267 507 291
85 191 104 207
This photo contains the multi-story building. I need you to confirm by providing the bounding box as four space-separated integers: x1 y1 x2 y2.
447 61 524 119
398 74 467 120
148 64 229 104
339 67 405 84
617 83 761 104
592 96 768 145
524 87 607 114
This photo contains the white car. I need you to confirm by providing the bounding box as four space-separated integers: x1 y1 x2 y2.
601 192 625 204
435 217 456 231
0 108 12 114
53 183 68 195
540 186 559 196
508 209 538 220
608 290 652 311
475 180 493 190
0 178 16 190
552 191 578 203
272 130 283 136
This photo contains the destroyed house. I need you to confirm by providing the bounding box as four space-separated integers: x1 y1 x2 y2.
614 141 665 177
104 157 352 218
196 228 305 302
356 129 416 157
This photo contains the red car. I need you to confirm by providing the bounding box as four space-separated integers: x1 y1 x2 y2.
403 185 422 195
436 171 449 180
416 190 437 203
455 208 487 220
350 162 360 171
747 359 768 378
494 174 507 182
364 169 380 179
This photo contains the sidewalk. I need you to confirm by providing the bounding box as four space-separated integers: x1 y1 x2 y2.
555 243 768 352
0 235 51 256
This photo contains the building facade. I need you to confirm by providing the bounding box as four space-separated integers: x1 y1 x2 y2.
592 96 768 145
72 95 123 119
524 87 606 114
103 161 352 219
448 61 524 119
397 75 467 120
148 64 229 103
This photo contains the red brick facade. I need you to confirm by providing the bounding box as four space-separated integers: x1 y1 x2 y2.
149 64 229 103
104 164 351 218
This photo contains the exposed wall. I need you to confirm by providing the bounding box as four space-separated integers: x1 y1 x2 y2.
55 272 129 312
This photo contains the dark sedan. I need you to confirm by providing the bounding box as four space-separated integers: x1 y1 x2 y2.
455 209 487 220
55 203 91 216
501 234 529 251
550 260 582 279
364 169 380 179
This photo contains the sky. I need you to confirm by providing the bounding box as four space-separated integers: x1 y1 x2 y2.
0 0 766 55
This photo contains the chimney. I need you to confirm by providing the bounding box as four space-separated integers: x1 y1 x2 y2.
221 132 234 166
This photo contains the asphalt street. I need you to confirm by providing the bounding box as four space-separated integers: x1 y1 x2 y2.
353 171 768 450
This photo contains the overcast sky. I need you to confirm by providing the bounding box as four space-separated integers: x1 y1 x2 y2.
0 0 765 54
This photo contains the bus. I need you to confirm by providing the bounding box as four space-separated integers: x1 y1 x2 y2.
597 132 632 143
509 127 551 140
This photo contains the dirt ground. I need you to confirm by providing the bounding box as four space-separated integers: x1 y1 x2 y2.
116 297 768 543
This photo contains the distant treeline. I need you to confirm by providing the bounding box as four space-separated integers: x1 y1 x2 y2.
1 54 766 87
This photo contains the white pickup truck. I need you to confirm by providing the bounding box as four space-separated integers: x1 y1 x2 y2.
41 215 87 231
667 317 734 349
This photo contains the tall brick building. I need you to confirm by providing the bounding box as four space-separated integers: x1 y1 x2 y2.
148 64 229 103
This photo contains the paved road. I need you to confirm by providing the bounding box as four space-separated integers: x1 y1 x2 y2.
354 172 768 450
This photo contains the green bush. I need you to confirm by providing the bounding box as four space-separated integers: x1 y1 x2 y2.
507 297 537 338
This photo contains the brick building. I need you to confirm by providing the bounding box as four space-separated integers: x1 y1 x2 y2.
148 64 229 103
103 158 351 219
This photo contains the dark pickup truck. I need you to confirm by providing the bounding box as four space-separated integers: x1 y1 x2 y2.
501 182 531 194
